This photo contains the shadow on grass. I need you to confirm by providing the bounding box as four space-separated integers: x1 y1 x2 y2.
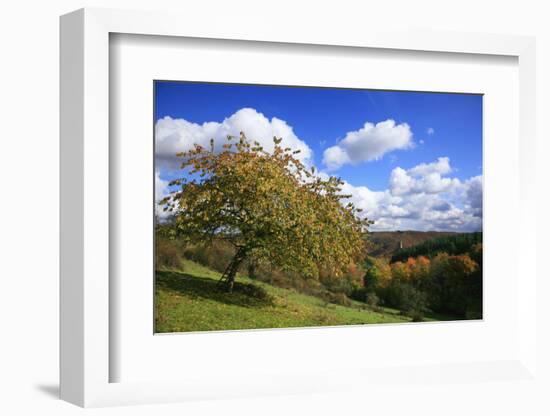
156 270 274 308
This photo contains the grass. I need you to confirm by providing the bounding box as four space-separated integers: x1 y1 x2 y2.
155 260 418 333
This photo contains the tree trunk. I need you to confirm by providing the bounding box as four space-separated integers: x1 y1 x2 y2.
225 247 247 293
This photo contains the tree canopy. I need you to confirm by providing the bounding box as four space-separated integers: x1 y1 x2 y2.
160 133 370 291
390 232 482 263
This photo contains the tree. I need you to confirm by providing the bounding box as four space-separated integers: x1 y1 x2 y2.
409 255 430 282
425 252 479 316
161 133 370 292
466 243 483 318
363 257 381 293
390 261 410 281
390 232 482 263
382 278 429 320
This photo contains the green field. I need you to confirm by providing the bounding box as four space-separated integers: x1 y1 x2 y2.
154 260 436 333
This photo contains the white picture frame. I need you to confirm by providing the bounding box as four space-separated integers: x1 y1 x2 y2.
60 7 538 408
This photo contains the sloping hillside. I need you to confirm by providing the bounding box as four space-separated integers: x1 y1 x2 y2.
155 260 414 333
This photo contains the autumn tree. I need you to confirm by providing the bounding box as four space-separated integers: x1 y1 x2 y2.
363 257 382 293
423 252 479 316
390 261 410 281
409 256 431 282
161 133 370 292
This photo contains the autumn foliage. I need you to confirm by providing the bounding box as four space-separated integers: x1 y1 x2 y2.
362 245 482 320
161 133 369 291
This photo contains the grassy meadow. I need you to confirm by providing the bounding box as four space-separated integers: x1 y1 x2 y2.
155 259 457 333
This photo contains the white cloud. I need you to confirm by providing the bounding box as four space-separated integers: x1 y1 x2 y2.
463 175 483 218
155 170 168 201
419 173 461 194
389 157 460 196
155 170 171 220
155 108 314 220
389 167 414 196
322 119 413 170
337 157 482 232
408 157 451 177
155 108 481 232
155 108 312 170
339 181 395 217
322 146 350 170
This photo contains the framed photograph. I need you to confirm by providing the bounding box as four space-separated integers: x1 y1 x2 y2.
153 81 484 334
60 8 538 407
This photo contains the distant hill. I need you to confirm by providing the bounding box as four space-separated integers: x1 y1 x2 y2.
389 232 482 263
366 230 458 258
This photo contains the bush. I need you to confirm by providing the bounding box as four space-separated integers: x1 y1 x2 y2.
181 240 238 274
410 311 425 322
366 292 379 308
155 238 184 270
380 279 429 319
350 287 368 302
327 292 352 307
321 278 354 296
363 264 381 292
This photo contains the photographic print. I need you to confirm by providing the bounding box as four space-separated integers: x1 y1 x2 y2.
154 81 482 333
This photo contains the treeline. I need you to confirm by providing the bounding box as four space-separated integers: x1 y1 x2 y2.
156 227 483 321
390 232 482 263
352 242 482 321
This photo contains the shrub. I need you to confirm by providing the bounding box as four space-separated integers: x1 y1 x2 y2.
363 264 381 292
343 262 365 288
327 292 352 307
321 276 354 296
410 312 425 322
182 241 236 273
350 287 368 303
366 292 379 308
380 279 429 319
155 238 184 270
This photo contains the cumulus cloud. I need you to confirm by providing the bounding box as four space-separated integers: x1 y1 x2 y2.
154 107 315 220
322 146 350 170
154 108 481 232
336 157 482 232
408 157 451 177
389 157 460 196
155 108 312 170
463 175 483 218
155 170 168 201
322 119 413 170
155 170 171 220
389 167 414 196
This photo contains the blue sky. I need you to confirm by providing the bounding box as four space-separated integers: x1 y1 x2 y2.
154 81 483 232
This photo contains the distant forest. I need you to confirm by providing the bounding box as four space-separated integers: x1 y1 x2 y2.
390 232 482 263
